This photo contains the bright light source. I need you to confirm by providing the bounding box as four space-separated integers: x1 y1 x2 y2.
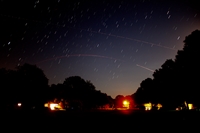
123 100 130 109
188 104 193 110
144 103 152 110
123 101 128 105
50 103 58 110
44 103 48 107
18 103 22 107
156 103 162 110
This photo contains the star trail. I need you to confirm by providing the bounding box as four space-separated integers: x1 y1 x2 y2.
0 0 199 98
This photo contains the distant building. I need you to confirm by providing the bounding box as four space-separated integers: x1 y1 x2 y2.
176 102 195 110
144 103 152 110
143 103 162 110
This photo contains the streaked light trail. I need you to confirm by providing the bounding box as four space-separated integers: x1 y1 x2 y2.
36 54 125 64
88 29 176 51
136 64 154 72
1 14 176 51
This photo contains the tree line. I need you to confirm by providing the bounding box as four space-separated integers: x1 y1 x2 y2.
0 64 113 110
1 30 199 110
133 30 200 109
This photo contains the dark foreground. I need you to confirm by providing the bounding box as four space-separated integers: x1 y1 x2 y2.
2 109 200 132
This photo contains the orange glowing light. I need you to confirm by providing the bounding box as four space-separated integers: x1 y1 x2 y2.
44 102 65 110
123 101 127 105
123 100 130 109
44 103 48 107
156 103 162 110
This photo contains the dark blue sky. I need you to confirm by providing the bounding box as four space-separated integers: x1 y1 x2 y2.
1 0 199 98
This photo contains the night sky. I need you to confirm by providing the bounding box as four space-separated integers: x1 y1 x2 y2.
1 0 199 98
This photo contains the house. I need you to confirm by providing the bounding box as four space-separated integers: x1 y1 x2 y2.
143 103 162 110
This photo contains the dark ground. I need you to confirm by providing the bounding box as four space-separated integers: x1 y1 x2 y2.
2 109 200 132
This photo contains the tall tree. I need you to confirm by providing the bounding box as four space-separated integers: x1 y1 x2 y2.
134 78 154 104
16 63 49 108
174 30 200 105
133 30 200 108
50 76 112 109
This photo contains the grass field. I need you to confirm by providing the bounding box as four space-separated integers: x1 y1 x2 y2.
2 109 200 132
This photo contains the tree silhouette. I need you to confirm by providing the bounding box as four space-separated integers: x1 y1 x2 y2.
114 95 124 108
174 30 200 106
16 63 49 109
134 78 154 104
133 30 200 108
0 63 49 109
49 76 113 110
1 63 113 110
